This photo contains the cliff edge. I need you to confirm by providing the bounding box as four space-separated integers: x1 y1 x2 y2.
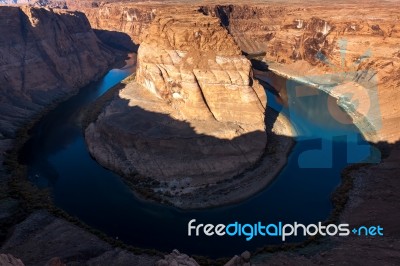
85 10 270 208
0 6 114 139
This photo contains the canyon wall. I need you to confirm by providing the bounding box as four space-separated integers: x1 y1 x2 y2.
85 10 269 208
199 3 400 143
0 0 67 8
0 6 115 242
0 6 150 265
82 4 155 45
83 2 400 142
1 1 398 264
135 11 266 125
0 6 114 139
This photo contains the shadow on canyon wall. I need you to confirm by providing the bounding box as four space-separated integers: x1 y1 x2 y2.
13 23 139 179
5 76 400 264
2 67 400 264
94 29 139 52
250 58 269 71
88 82 272 182
0 6 118 139
1 5 399 263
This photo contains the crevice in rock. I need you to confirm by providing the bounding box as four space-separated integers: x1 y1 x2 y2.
192 72 218 121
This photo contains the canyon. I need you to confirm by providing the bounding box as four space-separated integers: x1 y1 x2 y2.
0 1 399 266
0 0 67 9
0 6 115 222
0 5 159 266
84 9 284 208
82 1 400 143
0 5 117 192
0 6 115 139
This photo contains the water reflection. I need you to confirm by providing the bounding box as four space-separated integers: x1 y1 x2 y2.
21 58 378 257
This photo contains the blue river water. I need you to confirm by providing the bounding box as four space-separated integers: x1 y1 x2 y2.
20 57 378 258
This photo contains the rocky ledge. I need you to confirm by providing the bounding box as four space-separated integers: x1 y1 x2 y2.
0 210 160 265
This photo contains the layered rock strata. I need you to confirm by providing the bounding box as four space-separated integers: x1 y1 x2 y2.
85 11 268 207
0 0 67 8
83 1 400 143
0 6 114 139
82 4 155 45
0 6 115 205
0 210 160 265
202 3 400 143
0 6 117 263
156 249 199 266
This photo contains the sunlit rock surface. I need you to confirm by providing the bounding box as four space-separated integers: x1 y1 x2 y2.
84 1 400 143
85 10 267 207
0 0 66 8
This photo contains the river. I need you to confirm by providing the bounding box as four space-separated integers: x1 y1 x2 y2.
20 55 376 258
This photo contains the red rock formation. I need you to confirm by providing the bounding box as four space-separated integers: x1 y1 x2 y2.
0 211 159 265
82 2 400 142
0 0 67 8
135 12 266 124
0 6 114 138
85 10 268 208
0 6 115 219
204 3 400 142
82 4 155 45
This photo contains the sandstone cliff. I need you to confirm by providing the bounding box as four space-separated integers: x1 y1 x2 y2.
201 3 400 143
0 6 114 139
0 210 160 265
82 4 155 45
0 0 67 8
0 5 155 265
1 1 399 265
85 10 269 208
0 6 115 212
135 12 266 126
83 2 400 143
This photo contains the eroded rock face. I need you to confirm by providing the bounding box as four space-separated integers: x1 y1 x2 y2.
135 13 266 128
83 4 155 45
156 249 199 266
0 6 114 138
204 3 400 142
0 254 24 266
0 7 115 240
0 211 159 265
0 0 67 8
85 11 267 207
83 2 400 143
